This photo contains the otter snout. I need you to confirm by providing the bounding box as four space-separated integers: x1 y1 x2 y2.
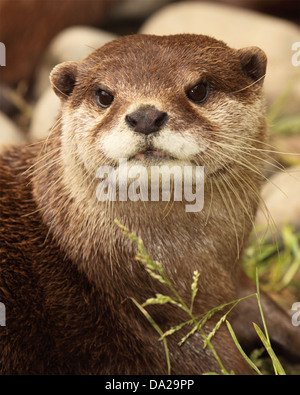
125 105 168 135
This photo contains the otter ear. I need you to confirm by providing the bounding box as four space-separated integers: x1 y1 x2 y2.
236 47 267 84
50 61 78 101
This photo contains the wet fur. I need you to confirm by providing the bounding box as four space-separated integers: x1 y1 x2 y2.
0 34 299 374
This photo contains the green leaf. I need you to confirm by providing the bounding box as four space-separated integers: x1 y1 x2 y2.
253 323 286 375
131 298 171 375
226 321 262 375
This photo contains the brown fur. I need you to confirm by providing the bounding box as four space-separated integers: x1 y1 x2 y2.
0 34 299 374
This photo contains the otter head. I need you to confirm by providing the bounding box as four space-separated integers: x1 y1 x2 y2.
45 33 268 293
50 34 267 206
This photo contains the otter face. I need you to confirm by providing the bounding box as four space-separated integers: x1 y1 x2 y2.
50 34 267 184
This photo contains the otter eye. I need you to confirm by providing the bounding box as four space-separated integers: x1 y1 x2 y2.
187 82 207 103
96 89 114 108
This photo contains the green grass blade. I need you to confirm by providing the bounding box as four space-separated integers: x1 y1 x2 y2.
253 323 286 375
255 268 270 344
255 268 287 375
226 321 263 375
131 298 171 375
203 293 256 348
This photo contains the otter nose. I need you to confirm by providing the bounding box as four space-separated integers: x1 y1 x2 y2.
125 106 168 135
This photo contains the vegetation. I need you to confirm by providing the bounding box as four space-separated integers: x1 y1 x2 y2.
116 220 300 375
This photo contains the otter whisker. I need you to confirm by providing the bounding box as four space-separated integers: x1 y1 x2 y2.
230 74 266 93
207 138 286 175
214 177 241 257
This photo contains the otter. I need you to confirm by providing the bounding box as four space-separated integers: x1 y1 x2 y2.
0 34 299 375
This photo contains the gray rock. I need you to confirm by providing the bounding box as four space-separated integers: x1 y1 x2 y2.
110 0 172 19
255 167 300 237
31 26 118 139
29 88 61 141
34 26 118 98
